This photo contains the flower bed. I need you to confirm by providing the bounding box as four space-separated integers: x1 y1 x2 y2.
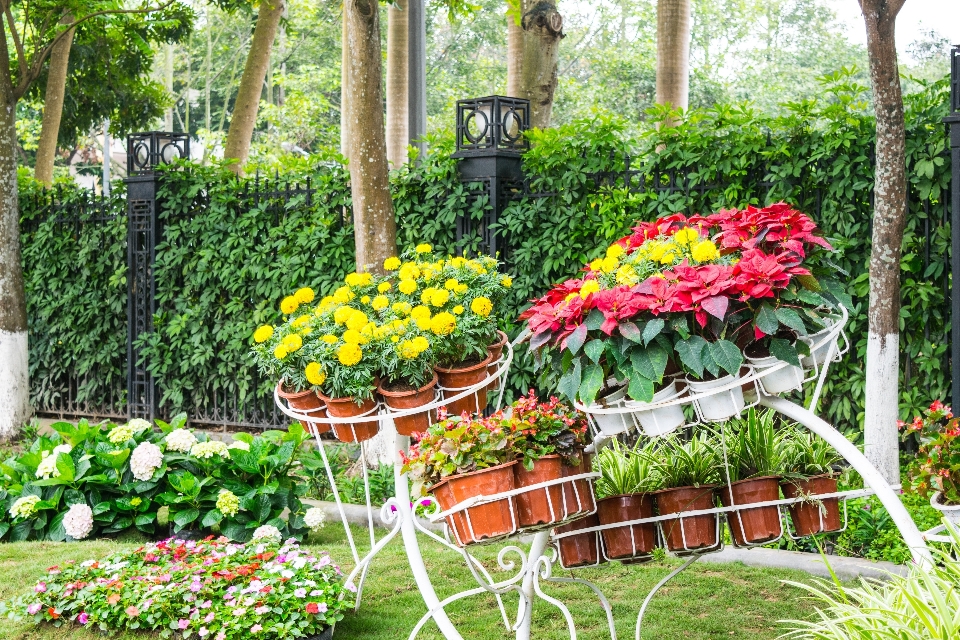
2 535 353 638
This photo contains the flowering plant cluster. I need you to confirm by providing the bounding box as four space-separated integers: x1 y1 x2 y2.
2 536 353 638
520 204 851 406
901 400 960 505
251 243 513 401
0 415 321 544
401 394 589 497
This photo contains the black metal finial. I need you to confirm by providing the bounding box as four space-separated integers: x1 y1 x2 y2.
453 96 531 155
952 46 960 115
126 132 190 176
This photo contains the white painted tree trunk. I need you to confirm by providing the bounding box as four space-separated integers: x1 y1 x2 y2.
864 332 900 483
0 331 29 439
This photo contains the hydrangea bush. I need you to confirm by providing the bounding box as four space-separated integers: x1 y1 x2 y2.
2 537 354 638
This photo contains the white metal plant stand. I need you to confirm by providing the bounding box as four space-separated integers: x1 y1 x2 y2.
275 305 933 640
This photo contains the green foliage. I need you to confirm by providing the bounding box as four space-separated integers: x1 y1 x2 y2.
594 439 661 499
721 408 783 482
653 432 723 489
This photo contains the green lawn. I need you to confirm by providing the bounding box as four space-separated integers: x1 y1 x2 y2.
0 527 821 639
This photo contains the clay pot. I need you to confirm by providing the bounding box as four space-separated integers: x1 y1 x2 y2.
655 485 719 553
597 494 657 560
781 475 842 536
430 461 518 546
514 455 565 528
378 373 438 436
562 454 596 518
485 330 509 393
555 514 601 568
277 383 330 434
435 353 494 417
321 394 379 443
718 476 783 546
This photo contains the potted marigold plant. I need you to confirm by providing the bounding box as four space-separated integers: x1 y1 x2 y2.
779 423 843 535
901 400 960 525
594 439 661 560
652 432 722 553
374 316 438 436
401 413 518 545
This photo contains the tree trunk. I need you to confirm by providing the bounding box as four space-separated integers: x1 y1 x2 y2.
860 0 907 485
0 33 30 439
386 0 408 168
656 0 692 126
506 8 523 97
164 44 174 131
33 17 75 186
340 12 351 160
519 0 564 129
222 0 285 173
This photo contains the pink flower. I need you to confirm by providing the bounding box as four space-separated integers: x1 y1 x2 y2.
255 606 270 615
199 627 209 637
126 606 139 617
205 612 215 623
294 588 307 598
251 624 263 633
34 582 46 593
77 612 89 624
178 618 190 630
27 603 41 615
189 581 202 592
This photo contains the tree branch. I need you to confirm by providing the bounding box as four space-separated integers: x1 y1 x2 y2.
3 5 26 82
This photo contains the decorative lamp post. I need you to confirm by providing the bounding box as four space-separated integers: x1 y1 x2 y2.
451 96 530 257
946 46 960 406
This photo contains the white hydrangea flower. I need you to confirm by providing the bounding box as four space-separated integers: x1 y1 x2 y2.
107 424 135 444
127 418 153 431
63 503 94 540
216 490 240 517
52 444 72 455
227 440 250 451
130 442 164 481
10 495 41 519
251 525 282 542
35 453 60 479
304 507 326 531
164 428 197 453
190 441 229 459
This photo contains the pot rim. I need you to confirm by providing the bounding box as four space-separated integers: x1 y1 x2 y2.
685 372 739 388
489 330 509 349
931 491 960 511
721 475 782 488
652 483 718 495
435 352 494 374
377 372 439 398
317 391 376 406
779 472 838 484
276 380 318 400
596 492 652 504
429 459 519 493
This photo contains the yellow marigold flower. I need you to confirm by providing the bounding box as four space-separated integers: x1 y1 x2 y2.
606 243 625 259
421 267 437 281
391 335 400 343
337 344 363 366
321 334 338 344
449 256 466 268
343 329 363 344
410 305 432 321
334 306 354 325
377 281 392 293
346 311 369 332
392 302 412 315
674 227 699 245
565 292 578 302
453 305 464 315
321 295 335 306
253 325 274 343
647 242 666 262
280 296 299 315
601 255 619 273
345 272 363 287
420 288 434 304
383 256 401 271
470 296 493 317
358 272 373 286
371 295 389 311
444 278 459 290
412 336 429 352
299 327 312 336
579 280 601 299
398 339 421 360
398 264 421 281
274 345 289 360
430 289 451 307
660 251 676 265
333 286 354 303
501 276 512 288
430 312 457 335
292 315 311 328
589 258 603 272
294 287 315 304
360 295 371 304
305 362 326 386
615 264 637 285
398 278 418 295
691 239 720 263
282 334 303 351
415 243 432 254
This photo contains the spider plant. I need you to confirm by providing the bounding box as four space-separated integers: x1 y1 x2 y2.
595 439 661 499
654 432 722 488
778 425 842 477
720 408 784 482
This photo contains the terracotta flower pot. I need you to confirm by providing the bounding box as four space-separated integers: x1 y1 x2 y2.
514 455 565 528
597 494 657 560
554 514 602 568
485 330 509 393
378 373 438 436
277 383 330 434
655 485 719 553
320 394 379 443
718 476 783 546
562 454 596 518
435 353 494 417
781 475 842 535
430 461 518 546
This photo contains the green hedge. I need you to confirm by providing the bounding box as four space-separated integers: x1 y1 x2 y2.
21 71 952 436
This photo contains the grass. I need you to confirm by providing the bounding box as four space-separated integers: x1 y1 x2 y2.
0 526 821 639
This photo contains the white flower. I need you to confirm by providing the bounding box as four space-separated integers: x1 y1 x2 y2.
228 440 250 451
53 444 72 455
164 429 197 453
10 495 41 519
251 525 282 542
107 424 135 444
216 490 240 517
304 507 326 531
127 418 153 431
130 442 164 481
190 441 229 459
63 503 94 540
35 454 60 480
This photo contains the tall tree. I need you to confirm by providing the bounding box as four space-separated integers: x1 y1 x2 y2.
656 0 692 124
222 0 285 172
506 4 522 97
859 0 908 484
517 0 564 129
33 14 74 186
0 0 176 440
344 0 396 273
385 0 408 167
340 10 350 160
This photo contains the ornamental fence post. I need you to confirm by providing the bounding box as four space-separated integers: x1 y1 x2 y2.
946 46 960 407
123 132 190 421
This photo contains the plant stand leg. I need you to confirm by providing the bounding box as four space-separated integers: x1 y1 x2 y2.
515 531 551 640
635 553 701 640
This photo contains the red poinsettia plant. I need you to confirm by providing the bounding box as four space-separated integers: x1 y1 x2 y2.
901 400 960 505
520 203 850 407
